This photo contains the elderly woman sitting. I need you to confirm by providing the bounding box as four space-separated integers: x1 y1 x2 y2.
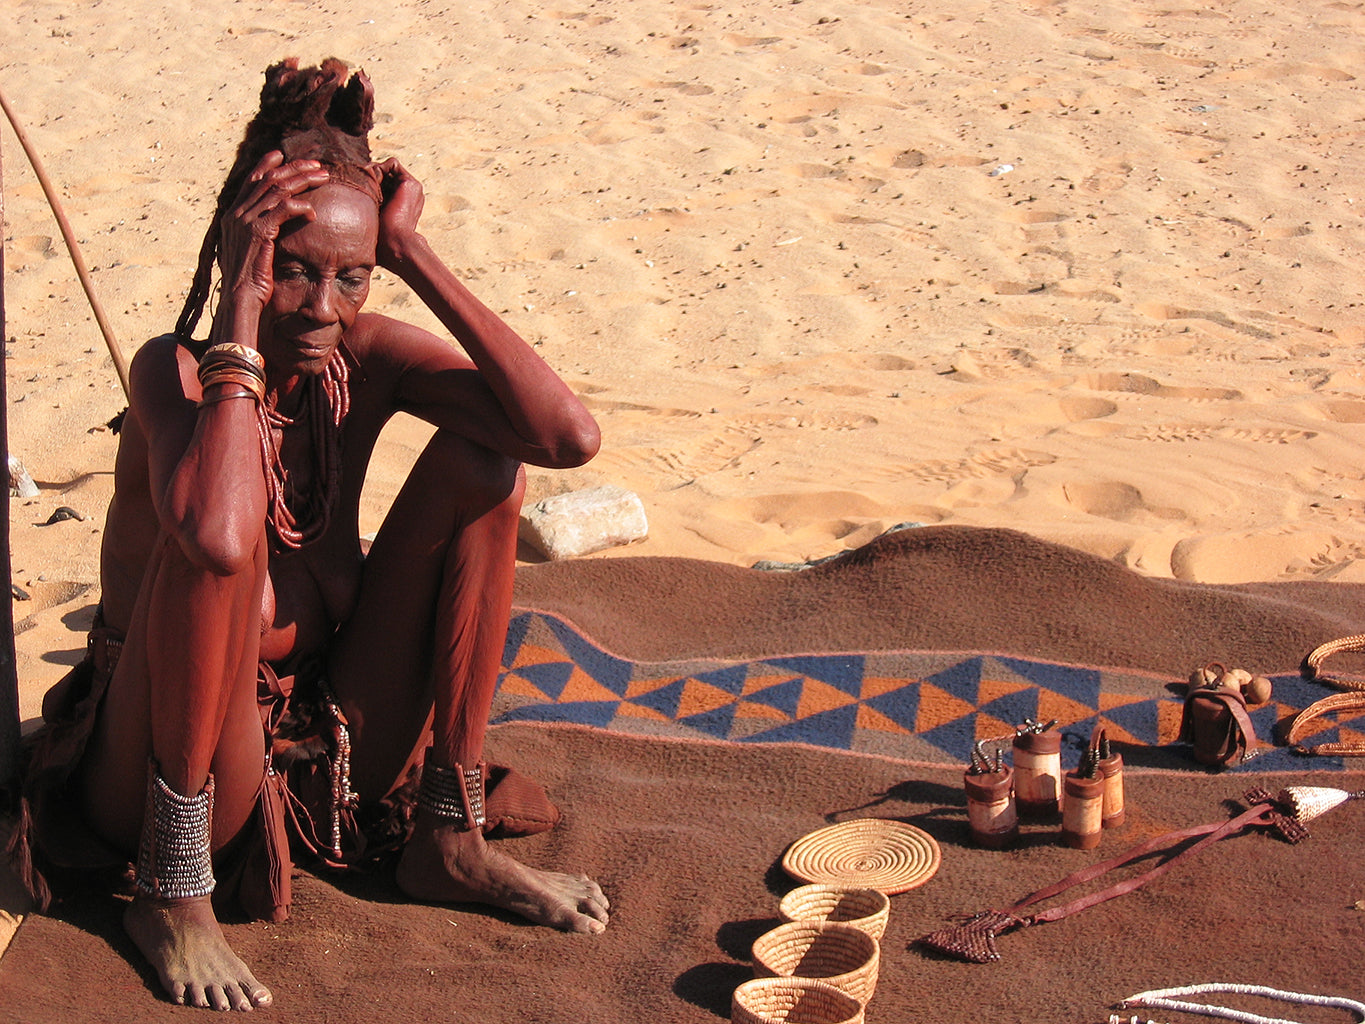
20 58 608 1011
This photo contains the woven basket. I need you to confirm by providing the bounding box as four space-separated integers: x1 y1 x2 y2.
782 817 941 894
778 884 890 941
751 921 880 1004
731 977 865 1024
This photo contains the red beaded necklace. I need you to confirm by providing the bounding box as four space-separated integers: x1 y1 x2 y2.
257 349 350 550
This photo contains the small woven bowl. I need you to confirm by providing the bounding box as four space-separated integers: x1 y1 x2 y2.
732 977 865 1024
778 884 890 941
751 920 880 1005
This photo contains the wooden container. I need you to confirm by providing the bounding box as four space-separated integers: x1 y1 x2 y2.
1012 730 1062 818
1098 750 1126 828
963 767 1018 849
1061 771 1104 849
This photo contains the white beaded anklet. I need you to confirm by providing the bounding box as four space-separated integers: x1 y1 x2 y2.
134 764 216 900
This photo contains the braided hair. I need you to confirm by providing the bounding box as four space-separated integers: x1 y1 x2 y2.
174 58 379 341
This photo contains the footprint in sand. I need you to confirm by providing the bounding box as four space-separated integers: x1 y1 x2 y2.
1303 497 1365 523
1060 480 1186 524
990 281 1048 296
1117 422 1315 444
737 490 887 530
874 447 1056 486
420 194 472 215
1079 160 1134 197
581 117 666 144
10 235 60 260
547 10 614 26
11 580 95 625
1137 303 1275 341
1218 63 1355 83
1313 399 1365 423
63 171 156 197
1004 208 1069 225
578 396 704 419
1171 531 1363 583
1050 281 1121 303
732 410 879 432
654 79 715 96
970 448 1058 476
1080 371 1243 401
1216 426 1318 444
853 353 917 372
596 423 763 485
785 162 848 181
724 34 783 48
1057 396 1119 422
1121 424 1223 443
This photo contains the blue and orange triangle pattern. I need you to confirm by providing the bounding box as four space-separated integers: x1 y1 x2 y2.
492 612 1363 771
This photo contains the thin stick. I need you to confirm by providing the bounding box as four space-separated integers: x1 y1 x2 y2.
0 84 130 400
0 127 20 796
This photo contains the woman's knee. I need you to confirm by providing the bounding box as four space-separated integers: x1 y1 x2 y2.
414 430 525 518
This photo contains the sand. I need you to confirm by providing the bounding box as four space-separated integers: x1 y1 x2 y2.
8 0 1365 717
3 0 1365 788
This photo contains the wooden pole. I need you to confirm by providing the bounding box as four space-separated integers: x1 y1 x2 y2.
0 130 20 797
0 85 130 401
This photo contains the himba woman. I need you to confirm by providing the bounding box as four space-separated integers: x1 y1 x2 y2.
15 58 609 1010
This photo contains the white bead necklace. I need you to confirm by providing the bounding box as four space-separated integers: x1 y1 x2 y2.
1114 983 1365 1024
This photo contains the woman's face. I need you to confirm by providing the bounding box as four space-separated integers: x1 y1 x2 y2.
257 182 379 378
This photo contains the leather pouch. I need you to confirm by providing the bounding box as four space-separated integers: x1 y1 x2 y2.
1180 680 1256 768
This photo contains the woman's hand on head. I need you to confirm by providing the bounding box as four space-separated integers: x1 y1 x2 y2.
375 157 426 270
218 152 330 321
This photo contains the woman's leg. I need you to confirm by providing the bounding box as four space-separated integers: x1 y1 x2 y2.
326 428 519 796
81 531 273 1011
329 429 608 933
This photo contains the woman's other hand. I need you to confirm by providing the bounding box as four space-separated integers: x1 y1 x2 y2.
375 157 426 270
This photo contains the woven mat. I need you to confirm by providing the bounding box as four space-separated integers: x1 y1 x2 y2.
495 611 1365 771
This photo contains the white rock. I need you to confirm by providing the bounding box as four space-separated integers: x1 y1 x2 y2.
519 485 648 560
8 456 38 499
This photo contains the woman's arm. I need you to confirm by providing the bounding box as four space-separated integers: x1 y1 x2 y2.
147 154 329 572
373 159 600 469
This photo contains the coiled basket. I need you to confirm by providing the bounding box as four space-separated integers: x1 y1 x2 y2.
731 977 865 1024
751 920 880 1005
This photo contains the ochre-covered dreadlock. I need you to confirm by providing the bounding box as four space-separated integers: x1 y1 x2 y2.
174 58 379 341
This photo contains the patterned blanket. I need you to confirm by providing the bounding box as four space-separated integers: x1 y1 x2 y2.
495 611 1364 771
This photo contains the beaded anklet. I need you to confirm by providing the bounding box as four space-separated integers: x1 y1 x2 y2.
134 762 216 900
418 758 486 832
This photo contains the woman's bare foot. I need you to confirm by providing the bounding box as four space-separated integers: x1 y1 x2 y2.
124 894 273 1011
395 817 610 934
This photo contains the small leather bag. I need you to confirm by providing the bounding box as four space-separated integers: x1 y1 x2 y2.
1180 664 1258 768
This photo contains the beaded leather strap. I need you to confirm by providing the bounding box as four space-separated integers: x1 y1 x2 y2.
134 764 216 900
418 759 486 831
